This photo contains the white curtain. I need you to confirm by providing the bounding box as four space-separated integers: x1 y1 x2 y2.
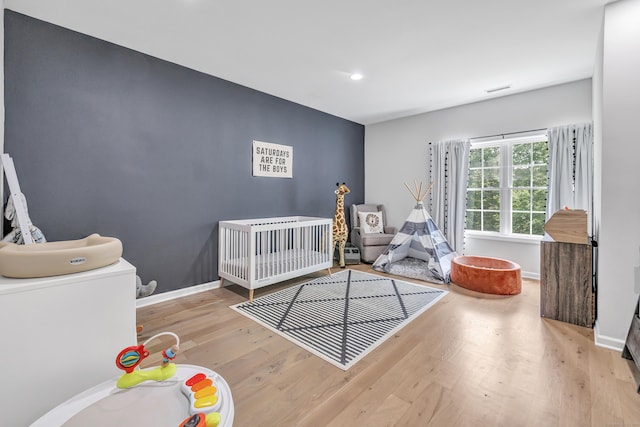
546 123 593 235
428 139 470 253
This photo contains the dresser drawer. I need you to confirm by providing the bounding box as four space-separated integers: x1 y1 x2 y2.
625 315 640 363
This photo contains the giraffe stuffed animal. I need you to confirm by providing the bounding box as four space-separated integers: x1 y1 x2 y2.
333 182 351 268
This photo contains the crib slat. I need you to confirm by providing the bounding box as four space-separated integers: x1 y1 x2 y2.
243 228 248 280
308 224 312 267
267 230 272 280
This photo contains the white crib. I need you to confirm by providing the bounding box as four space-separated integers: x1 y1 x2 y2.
218 216 333 301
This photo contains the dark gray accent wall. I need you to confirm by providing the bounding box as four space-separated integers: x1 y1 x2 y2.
3 10 364 293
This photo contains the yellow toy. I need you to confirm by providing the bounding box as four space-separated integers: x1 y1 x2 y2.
115 331 180 389
178 371 223 426
114 332 223 426
178 412 221 427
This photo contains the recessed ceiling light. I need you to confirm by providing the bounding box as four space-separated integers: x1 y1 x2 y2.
350 73 363 81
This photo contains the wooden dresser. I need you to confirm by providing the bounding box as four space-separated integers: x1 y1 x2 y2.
540 237 595 328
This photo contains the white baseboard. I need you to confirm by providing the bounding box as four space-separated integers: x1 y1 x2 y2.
136 280 220 308
593 320 625 352
136 271 540 308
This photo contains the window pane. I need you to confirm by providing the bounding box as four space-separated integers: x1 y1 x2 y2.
483 190 500 210
466 210 481 230
484 211 500 232
532 213 546 235
512 212 530 234
468 169 482 188
532 165 547 187
466 190 481 209
467 137 547 237
512 189 531 211
484 168 500 188
532 141 548 164
532 189 546 211
512 143 531 166
513 166 531 187
484 147 500 167
469 149 482 168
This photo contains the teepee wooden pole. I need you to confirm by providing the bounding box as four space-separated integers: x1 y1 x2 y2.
419 182 434 202
404 182 419 201
405 180 435 202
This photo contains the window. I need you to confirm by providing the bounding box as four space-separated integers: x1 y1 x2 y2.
466 135 548 237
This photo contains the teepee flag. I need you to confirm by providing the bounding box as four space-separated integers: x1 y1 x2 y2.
372 182 457 284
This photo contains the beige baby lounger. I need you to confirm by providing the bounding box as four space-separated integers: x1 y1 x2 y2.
0 233 122 278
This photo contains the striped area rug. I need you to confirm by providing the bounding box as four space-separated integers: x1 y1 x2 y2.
230 269 447 370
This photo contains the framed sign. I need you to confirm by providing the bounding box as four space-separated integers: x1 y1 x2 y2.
252 140 293 178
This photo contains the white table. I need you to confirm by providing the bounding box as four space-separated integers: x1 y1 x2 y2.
0 259 136 426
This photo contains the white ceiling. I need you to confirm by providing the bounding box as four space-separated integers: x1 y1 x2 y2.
5 0 611 125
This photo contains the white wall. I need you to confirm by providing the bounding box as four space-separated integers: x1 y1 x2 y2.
592 0 605 346
462 235 541 278
595 0 640 350
1 4 5 238
365 79 592 278
0 5 3 151
593 10 603 251
1 4 4 155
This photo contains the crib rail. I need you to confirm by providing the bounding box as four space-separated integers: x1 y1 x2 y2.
219 216 333 290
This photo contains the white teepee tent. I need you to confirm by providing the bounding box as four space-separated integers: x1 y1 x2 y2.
372 182 457 284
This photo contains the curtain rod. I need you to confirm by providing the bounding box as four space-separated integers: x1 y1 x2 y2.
469 127 547 141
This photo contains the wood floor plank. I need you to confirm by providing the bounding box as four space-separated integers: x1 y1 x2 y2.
361 393 411 427
136 265 640 426
397 383 463 427
618 377 640 421
589 348 624 426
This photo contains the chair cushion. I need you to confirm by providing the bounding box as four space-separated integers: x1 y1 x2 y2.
358 211 384 233
360 232 395 246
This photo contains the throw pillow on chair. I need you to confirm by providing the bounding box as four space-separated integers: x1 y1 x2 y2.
358 211 384 233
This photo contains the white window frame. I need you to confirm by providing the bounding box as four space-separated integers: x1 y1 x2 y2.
466 134 548 240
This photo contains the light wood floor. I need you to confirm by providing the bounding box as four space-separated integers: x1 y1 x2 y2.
137 264 640 426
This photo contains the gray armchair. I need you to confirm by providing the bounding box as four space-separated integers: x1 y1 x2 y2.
350 204 397 263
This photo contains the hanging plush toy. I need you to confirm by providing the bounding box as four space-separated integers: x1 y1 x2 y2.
136 275 158 298
2 193 46 244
